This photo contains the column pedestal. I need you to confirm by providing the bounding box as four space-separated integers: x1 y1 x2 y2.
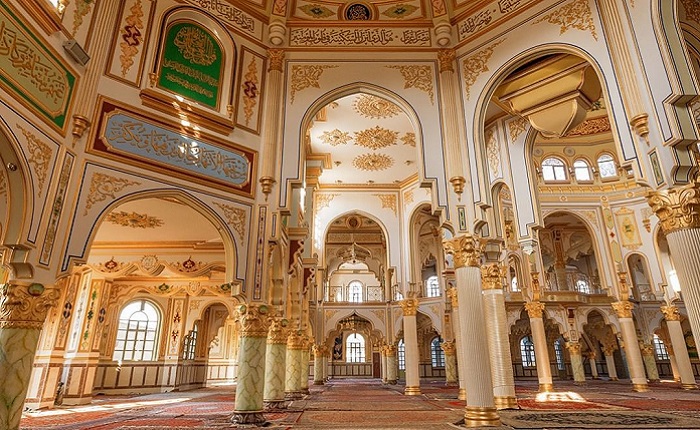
588 353 599 379
312 344 327 385
566 341 586 384
603 348 619 380
386 344 398 384
264 318 288 410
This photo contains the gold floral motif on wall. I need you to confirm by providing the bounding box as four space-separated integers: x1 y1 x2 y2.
214 202 247 238
404 189 414 205
315 193 339 217
508 116 529 143
354 126 399 150
353 94 402 119
462 39 504 99
84 173 140 215
386 65 434 104
119 0 144 77
290 65 338 103
242 57 259 126
381 4 418 19
564 116 611 137
17 125 52 194
534 0 598 40
321 129 352 146
353 153 394 171
485 127 500 176
401 132 416 147
374 193 397 215
106 211 164 228
299 3 335 18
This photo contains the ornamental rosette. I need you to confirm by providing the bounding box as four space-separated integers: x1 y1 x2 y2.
235 304 270 337
399 297 419 316
611 300 634 319
0 283 60 329
646 181 700 234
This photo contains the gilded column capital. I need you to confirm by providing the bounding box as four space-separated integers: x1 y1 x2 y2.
385 344 397 355
312 343 326 357
446 286 458 308
602 345 617 356
565 341 582 354
267 48 285 72
267 317 289 344
640 343 654 357
400 297 419 316
437 49 456 73
611 300 634 319
287 330 305 350
440 340 456 355
481 263 506 290
586 351 597 360
0 283 60 329
524 301 545 319
646 181 700 234
443 235 482 268
235 304 271 337
661 305 682 321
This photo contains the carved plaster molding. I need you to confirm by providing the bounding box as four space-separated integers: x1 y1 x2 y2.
353 153 394 171
399 297 419 316
646 181 700 234
105 211 164 228
443 235 482 268
462 39 504 100
290 65 338 103
0 283 60 329
534 0 598 40
236 303 270 337
353 94 401 119
386 65 435 104
85 173 140 215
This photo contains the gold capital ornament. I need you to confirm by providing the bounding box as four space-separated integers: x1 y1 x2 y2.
267 49 285 72
267 317 289 344
640 343 654 357
646 181 700 234
443 235 482 268
312 343 328 358
661 305 682 321
0 283 60 329
524 301 545 319
235 304 271 337
437 49 456 73
611 300 634 319
565 341 582 354
481 263 506 290
385 344 397 356
440 340 456 355
287 330 306 350
446 286 458 307
400 297 419 316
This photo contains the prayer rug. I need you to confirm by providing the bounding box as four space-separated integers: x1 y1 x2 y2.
500 410 700 428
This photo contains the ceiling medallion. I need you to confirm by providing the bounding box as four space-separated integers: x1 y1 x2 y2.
345 3 371 20
299 4 335 18
105 211 164 228
354 126 398 150
353 153 394 171
382 4 418 19
321 128 352 146
401 132 416 147
353 94 402 119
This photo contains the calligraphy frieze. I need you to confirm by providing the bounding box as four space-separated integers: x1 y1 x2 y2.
181 0 262 40
0 2 76 132
289 27 431 47
90 99 256 197
457 0 538 41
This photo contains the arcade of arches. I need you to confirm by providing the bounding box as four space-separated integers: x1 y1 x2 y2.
2 0 700 429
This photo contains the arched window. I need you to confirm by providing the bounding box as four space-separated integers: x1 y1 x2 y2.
576 279 591 294
554 338 566 370
520 336 536 367
114 300 160 362
398 339 406 370
573 159 592 182
348 280 363 303
597 154 617 178
541 157 567 182
653 334 670 360
183 322 198 360
431 337 445 367
346 333 366 363
426 275 440 298
510 266 519 292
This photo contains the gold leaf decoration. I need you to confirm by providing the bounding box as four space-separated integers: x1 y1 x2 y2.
691 99 700 126
382 4 418 19
564 116 611 137
508 117 529 143
214 202 247 237
321 129 352 146
119 0 144 77
401 132 416 147
404 189 414 205
681 0 700 24
299 4 335 18
315 193 339 215
534 0 598 40
353 95 402 119
353 153 394 171
354 126 399 150
386 65 434 104
173 26 217 66
463 39 504 100
106 211 164 228
485 127 500 176
85 173 140 215
17 125 52 194
290 65 338 103
0 171 6 197
374 194 397 215
242 58 259 126
72 0 94 36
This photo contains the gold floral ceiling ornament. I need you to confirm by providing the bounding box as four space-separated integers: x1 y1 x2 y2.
106 211 164 228
382 4 418 19
401 132 416 147
534 0 598 41
290 65 338 103
299 3 335 18
119 0 144 77
564 116 611 137
386 65 435 104
463 39 504 100
353 153 394 171
85 173 140 215
214 202 246 237
353 94 402 119
354 126 399 150
17 125 51 194
508 116 529 143
321 128 352 146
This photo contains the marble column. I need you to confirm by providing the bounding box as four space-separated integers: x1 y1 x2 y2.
603 346 619 380
668 349 682 382
640 343 660 383
285 331 304 400
525 300 553 392
400 297 421 395
588 352 599 379
264 318 288 410
447 287 467 400
0 283 59 430
386 344 398 384
300 339 311 394
444 236 500 427
661 305 698 389
441 340 458 385
612 299 648 391
312 344 326 385
481 264 517 409
380 344 388 383
566 341 586 384
232 304 270 425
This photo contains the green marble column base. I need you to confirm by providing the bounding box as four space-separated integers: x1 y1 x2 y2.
231 411 266 425
285 391 303 400
263 400 288 410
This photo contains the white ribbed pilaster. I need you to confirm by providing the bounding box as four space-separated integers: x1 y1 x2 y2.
482 289 516 406
668 319 697 388
403 314 421 393
619 318 647 389
529 316 553 390
667 229 700 362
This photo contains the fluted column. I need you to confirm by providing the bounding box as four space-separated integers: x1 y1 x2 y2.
264 318 288 410
525 299 553 392
300 339 311 394
380 345 388 383
386 344 398 384
603 346 619 380
259 49 286 197
441 340 458 385
669 348 682 382
661 305 698 389
566 341 586 384
285 331 304 399
611 298 648 392
232 304 270 425
312 344 326 385
640 343 660 383
444 236 500 427
447 287 467 400
588 352 599 379
400 297 421 395
0 283 59 430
